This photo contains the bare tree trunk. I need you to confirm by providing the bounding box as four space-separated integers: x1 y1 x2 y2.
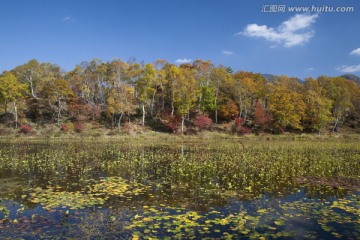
332 116 339 133
57 98 61 126
243 107 248 124
118 113 123 132
141 103 145 126
150 93 155 116
239 96 243 118
162 96 165 110
4 100 7 113
171 101 174 118
28 78 37 98
215 97 218 124
181 115 185 133
112 113 115 127
198 94 202 111
13 101 18 128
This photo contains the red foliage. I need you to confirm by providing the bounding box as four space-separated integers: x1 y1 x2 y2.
68 97 102 122
61 123 75 133
60 124 69 132
68 98 101 122
218 99 239 120
74 123 85 133
230 117 251 135
238 126 252 136
193 115 213 130
90 105 102 122
18 125 33 134
253 102 267 126
123 123 131 130
161 115 182 133
252 101 273 134
234 117 243 127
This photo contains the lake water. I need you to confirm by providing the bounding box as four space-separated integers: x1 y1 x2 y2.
0 139 359 239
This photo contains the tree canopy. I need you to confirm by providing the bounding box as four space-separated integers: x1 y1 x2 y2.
1 58 360 135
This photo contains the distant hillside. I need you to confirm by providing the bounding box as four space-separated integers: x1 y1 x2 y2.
262 74 303 83
340 74 360 85
261 74 278 82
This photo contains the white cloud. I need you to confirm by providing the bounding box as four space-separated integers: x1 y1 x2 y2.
350 48 360 55
306 67 315 71
221 50 234 55
62 16 76 22
62 16 71 21
175 58 192 64
237 14 318 48
336 64 360 73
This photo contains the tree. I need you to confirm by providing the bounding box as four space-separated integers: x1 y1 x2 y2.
199 86 216 114
127 62 142 122
164 65 181 117
12 60 40 98
13 60 62 99
252 100 272 133
0 72 28 128
231 71 266 125
318 76 354 132
194 115 212 130
153 59 168 113
303 78 333 134
192 60 214 111
136 64 156 126
267 84 305 131
273 76 303 93
218 98 239 120
107 82 135 130
173 68 198 133
65 65 86 98
209 66 233 123
42 79 74 126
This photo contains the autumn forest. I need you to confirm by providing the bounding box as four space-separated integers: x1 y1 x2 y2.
1 58 360 136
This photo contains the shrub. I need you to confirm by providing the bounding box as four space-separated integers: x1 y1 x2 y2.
60 123 74 133
238 126 252 136
18 125 33 134
218 99 239 120
74 123 85 133
229 117 251 135
194 115 212 130
234 117 243 127
123 123 131 131
161 115 182 133
0 113 14 126
184 128 197 135
0 128 13 135
107 129 120 136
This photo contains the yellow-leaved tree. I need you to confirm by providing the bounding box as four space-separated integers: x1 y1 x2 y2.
267 83 305 132
0 72 28 128
173 68 198 133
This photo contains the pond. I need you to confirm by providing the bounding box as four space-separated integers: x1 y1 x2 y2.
0 139 359 239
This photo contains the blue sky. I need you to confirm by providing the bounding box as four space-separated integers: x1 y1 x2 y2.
0 0 359 79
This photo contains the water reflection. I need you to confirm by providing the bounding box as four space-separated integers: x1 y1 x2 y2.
0 140 359 239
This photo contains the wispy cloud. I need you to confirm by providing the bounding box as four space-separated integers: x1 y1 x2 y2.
221 50 234 55
350 48 360 56
62 16 76 22
236 14 318 48
175 58 192 64
336 64 360 73
306 67 315 71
